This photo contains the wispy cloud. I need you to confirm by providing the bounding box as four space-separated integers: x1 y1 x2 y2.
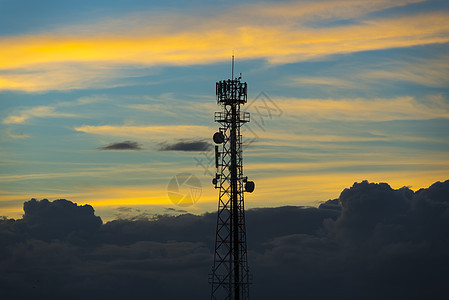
2 95 107 124
0 162 199 183
0 129 30 140
0 64 147 92
240 0 424 21
287 76 359 89
59 94 110 106
363 55 449 87
287 53 449 89
1 0 447 91
2 106 76 124
74 125 212 140
276 95 449 122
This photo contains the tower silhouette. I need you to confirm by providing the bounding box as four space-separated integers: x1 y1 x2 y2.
209 56 254 300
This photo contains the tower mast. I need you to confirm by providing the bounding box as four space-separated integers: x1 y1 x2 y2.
210 57 255 300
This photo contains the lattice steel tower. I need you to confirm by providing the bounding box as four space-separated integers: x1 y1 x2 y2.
209 56 255 300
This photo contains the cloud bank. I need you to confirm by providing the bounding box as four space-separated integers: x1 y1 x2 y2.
1 179 448 299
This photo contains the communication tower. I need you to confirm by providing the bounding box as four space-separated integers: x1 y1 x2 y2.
209 56 255 300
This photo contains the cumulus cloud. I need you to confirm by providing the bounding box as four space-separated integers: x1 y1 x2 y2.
1 179 449 299
98 140 143 150
328 180 413 243
22 198 102 241
159 140 211 152
318 198 341 210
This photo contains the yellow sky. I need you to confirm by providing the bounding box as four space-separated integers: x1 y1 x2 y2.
1 0 448 221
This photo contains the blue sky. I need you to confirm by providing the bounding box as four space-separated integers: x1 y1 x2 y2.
1 0 448 220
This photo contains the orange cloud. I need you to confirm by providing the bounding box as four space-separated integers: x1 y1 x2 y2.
244 169 449 209
2 105 77 124
1 162 447 220
274 95 449 122
74 124 213 140
0 0 447 91
363 55 449 87
2 13 448 69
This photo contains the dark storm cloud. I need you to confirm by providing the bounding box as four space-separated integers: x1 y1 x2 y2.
21 198 102 242
98 140 142 150
1 179 449 299
328 180 413 243
159 140 211 152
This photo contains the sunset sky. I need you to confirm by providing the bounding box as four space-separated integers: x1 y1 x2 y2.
1 0 448 221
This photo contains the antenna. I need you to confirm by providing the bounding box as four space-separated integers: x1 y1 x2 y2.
231 52 235 80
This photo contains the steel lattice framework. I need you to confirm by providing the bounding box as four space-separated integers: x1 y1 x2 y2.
209 61 254 300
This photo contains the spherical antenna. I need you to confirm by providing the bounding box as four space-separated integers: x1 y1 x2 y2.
213 132 225 144
245 181 255 193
